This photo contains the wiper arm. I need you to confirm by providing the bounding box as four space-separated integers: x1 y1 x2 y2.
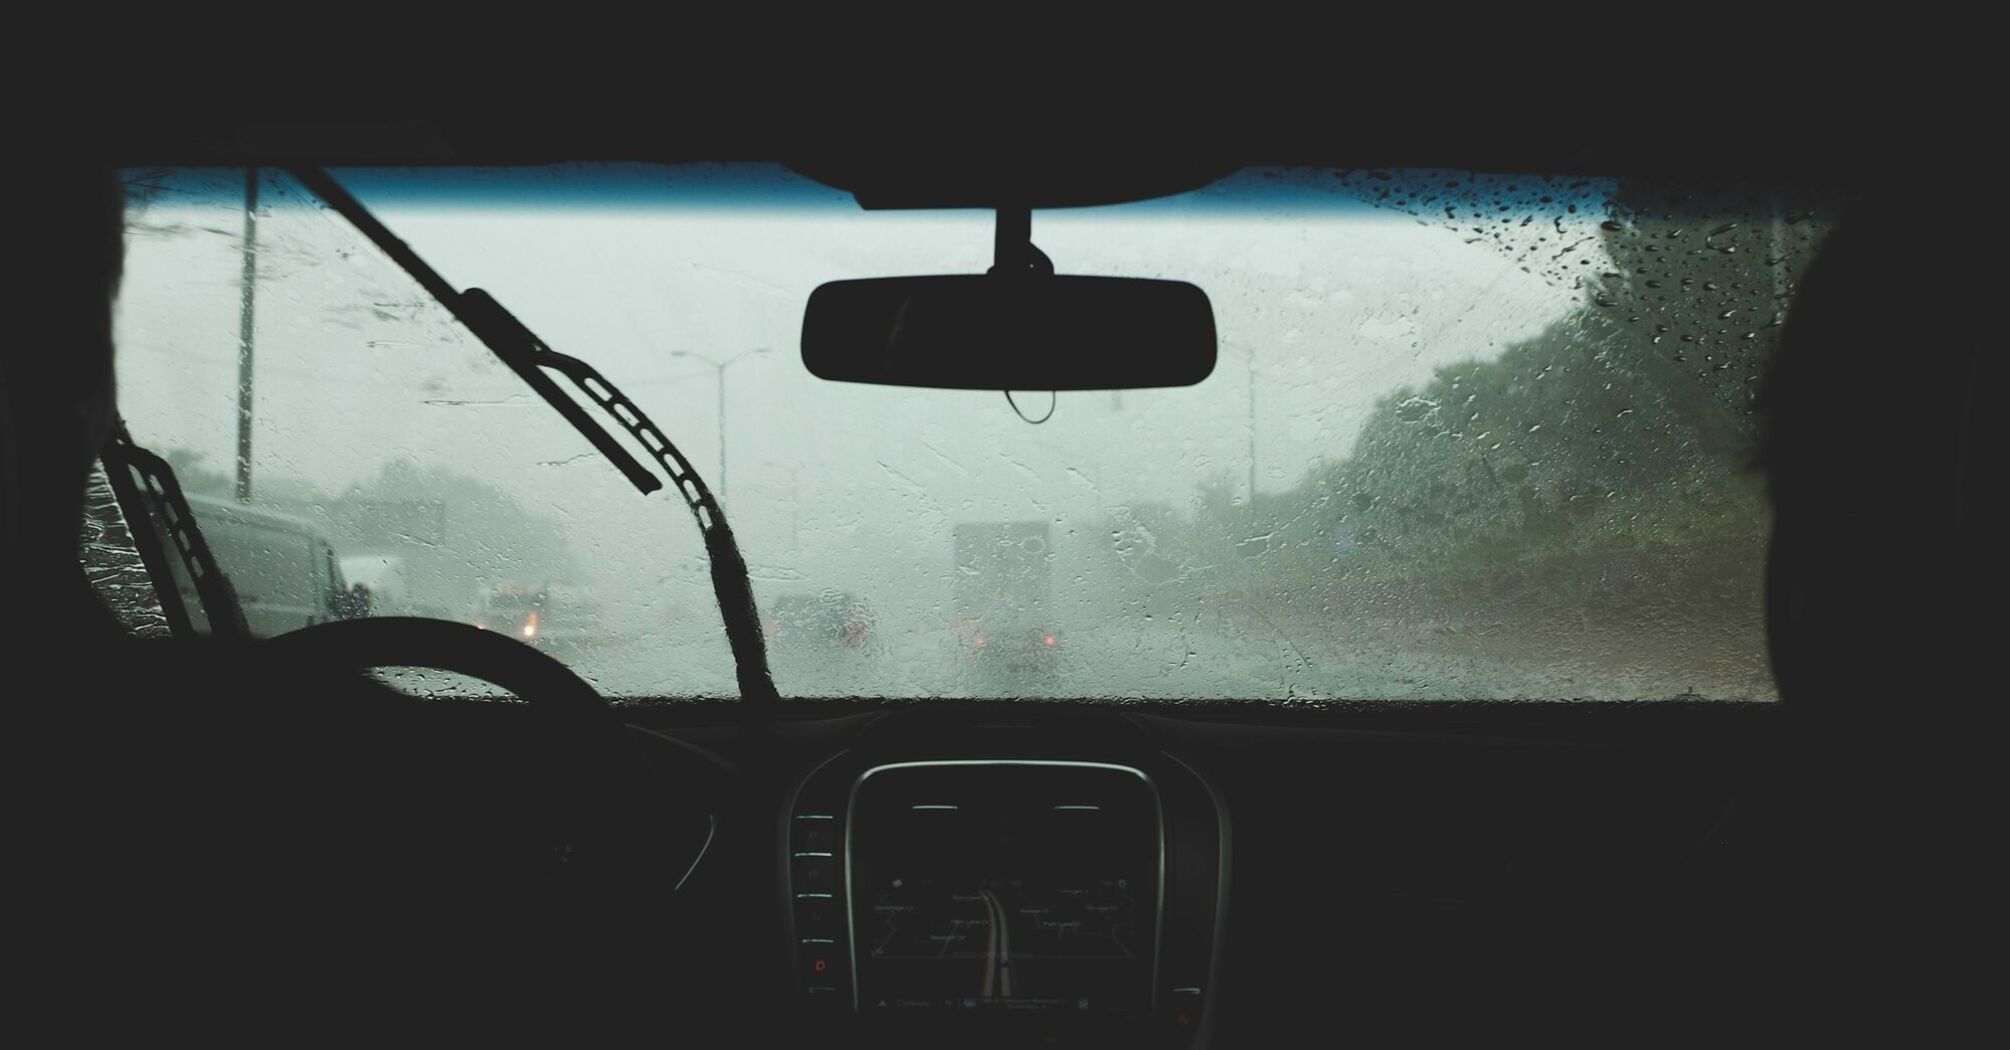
287 167 778 711
99 422 250 639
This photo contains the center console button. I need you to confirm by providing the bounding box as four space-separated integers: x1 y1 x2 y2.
796 897 837 934
801 948 839 984
793 856 836 892
794 823 836 853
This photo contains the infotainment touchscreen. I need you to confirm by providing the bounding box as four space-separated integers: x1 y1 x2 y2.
847 762 1160 1016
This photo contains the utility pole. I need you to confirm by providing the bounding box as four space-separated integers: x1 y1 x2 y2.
234 168 259 503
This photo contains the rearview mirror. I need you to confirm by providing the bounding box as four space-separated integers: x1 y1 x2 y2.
801 275 1216 390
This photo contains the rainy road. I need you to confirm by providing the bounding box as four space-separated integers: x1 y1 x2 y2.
573 604 1770 702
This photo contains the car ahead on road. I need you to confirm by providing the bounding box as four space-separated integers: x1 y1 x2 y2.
950 521 1062 685
474 583 599 657
766 589 878 655
951 616 1061 683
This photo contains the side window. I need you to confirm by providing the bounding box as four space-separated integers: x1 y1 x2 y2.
79 463 171 637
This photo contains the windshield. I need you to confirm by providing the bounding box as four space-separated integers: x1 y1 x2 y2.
106 164 1834 700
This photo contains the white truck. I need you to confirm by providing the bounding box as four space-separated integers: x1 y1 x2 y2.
183 493 351 638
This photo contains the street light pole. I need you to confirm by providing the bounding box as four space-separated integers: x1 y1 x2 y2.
670 347 769 505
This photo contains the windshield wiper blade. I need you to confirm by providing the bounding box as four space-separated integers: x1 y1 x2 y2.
287 168 661 497
287 167 779 710
100 422 250 639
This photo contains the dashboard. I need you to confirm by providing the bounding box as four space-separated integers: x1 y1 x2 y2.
776 717 1229 1047
611 700 1778 1047
61 656 1780 1045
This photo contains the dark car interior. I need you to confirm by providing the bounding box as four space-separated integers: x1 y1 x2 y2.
9 109 1993 1046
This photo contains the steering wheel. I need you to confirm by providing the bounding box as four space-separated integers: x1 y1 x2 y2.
265 615 615 719
258 616 725 1006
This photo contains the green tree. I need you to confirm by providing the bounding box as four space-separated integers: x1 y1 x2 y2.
1114 176 1835 630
